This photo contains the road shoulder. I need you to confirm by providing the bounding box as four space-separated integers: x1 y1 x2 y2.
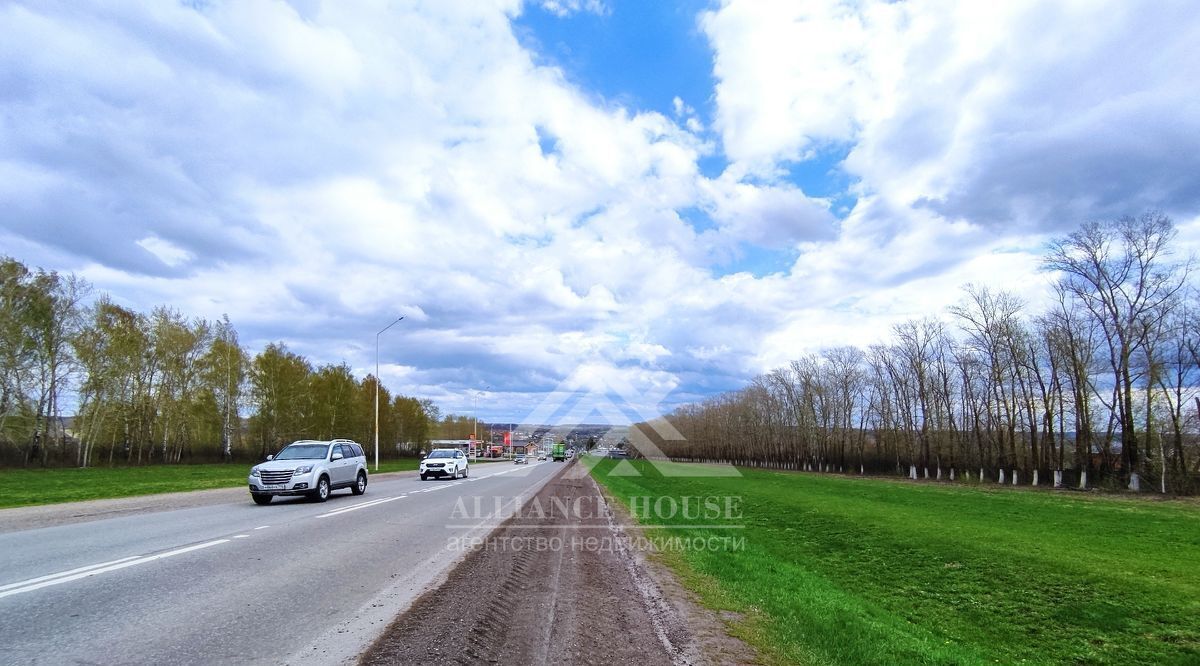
592 468 760 666
358 462 758 665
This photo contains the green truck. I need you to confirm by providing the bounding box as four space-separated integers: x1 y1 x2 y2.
552 442 566 462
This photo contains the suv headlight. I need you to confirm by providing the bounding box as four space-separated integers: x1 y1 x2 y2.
294 465 313 474
250 467 260 477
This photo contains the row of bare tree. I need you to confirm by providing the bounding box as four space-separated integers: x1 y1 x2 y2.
647 214 1200 493
1 257 447 466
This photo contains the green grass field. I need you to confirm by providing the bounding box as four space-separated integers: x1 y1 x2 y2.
587 458 1200 665
0 458 433 508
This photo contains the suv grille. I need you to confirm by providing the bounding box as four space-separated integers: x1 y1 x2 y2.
426 463 444 468
261 470 294 485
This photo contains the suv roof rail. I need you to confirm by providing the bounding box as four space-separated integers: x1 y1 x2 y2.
330 438 358 444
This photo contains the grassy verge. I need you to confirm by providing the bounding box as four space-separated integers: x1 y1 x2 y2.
0 458 424 509
587 458 1200 665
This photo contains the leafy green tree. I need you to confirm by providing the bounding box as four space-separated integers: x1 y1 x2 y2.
200 315 247 462
0 258 37 453
310 363 360 441
249 342 313 458
149 307 212 463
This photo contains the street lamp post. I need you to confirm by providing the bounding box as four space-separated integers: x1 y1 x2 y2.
472 386 488 459
375 316 405 473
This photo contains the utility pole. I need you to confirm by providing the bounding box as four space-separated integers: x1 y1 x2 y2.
375 316 405 473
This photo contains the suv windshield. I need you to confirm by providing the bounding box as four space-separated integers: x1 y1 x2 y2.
276 443 330 460
427 450 455 459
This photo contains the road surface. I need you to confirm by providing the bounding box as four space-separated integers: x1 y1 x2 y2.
0 461 561 665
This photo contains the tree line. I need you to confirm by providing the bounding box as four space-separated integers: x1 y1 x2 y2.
644 213 1200 494
0 256 466 467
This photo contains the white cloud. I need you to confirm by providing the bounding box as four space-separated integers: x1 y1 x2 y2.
704 0 1200 226
1 0 807 419
135 236 193 268
536 0 608 18
702 176 836 248
702 0 872 169
696 0 1200 375
2 0 1197 422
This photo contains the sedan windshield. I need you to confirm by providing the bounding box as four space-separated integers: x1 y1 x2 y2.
276 444 330 460
427 450 455 459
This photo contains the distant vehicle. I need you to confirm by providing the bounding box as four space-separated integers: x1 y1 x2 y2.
248 439 367 505
514 454 528 465
420 448 469 480
537 453 547 461
552 442 566 462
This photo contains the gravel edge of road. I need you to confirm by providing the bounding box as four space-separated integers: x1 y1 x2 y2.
285 463 568 666
357 462 759 666
591 473 760 666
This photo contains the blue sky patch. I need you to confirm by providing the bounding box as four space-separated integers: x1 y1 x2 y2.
514 1 717 124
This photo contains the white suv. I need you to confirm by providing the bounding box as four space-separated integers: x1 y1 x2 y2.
419 448 468 480
249 439 368 504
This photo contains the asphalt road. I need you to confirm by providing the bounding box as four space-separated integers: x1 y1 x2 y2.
0 460 562 666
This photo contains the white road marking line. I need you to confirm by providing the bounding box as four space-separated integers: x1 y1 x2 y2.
318 496 397 514
316 495 402 518
233 534 250 539
0 539 229 600
253 525 270 530
0 556 142 593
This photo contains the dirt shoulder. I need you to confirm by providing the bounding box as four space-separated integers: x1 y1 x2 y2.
359 462 757 666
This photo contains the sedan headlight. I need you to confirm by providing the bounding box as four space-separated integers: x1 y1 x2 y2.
250 467 260 477
294 465 313 474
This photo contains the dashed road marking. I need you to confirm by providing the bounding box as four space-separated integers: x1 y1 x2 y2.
0 539 230 600
316 495 402 519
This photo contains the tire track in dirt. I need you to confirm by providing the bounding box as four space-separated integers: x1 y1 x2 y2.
360 463 680 665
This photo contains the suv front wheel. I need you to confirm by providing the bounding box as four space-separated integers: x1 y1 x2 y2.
311 475 331 502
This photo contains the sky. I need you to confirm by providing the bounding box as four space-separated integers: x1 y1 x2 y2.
2 0 1199 424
